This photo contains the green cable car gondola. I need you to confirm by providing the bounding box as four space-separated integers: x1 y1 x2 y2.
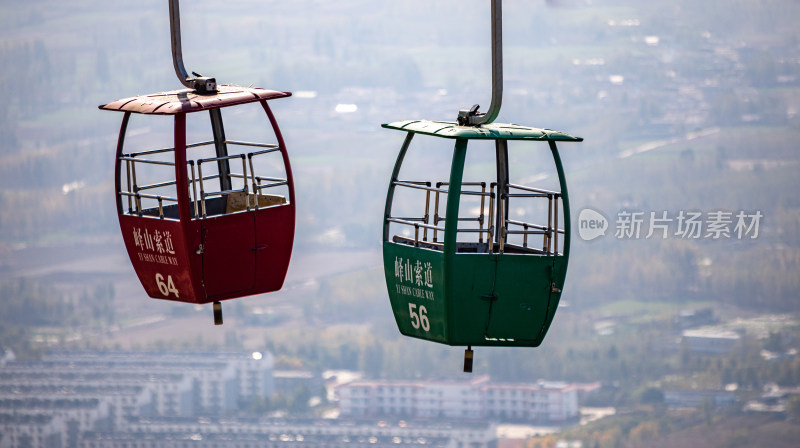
381 0 583 371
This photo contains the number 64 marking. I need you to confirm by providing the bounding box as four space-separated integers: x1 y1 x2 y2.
155 273 179 298
409 303 430 331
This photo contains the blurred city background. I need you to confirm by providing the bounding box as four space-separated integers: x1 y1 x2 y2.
1 0 799 446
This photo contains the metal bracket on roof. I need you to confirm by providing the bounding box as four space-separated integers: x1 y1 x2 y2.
457 104 483 126
169 0 217 93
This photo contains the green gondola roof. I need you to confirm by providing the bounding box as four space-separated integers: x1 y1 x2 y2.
382 120 583 142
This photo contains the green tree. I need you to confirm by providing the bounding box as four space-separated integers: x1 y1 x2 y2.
636 387 665 405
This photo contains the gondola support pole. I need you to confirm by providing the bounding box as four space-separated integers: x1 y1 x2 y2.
457 0 502 126
169 0 217 93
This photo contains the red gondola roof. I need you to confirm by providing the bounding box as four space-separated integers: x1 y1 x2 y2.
99 85 291 115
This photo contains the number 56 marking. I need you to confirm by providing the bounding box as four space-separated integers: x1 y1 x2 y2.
155 273 180 298
409 303 430 331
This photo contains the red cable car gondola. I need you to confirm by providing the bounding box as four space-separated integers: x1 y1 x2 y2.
99 0 295 324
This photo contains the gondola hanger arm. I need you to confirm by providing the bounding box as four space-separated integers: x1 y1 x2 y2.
457 0 503 126
169 0 217 93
